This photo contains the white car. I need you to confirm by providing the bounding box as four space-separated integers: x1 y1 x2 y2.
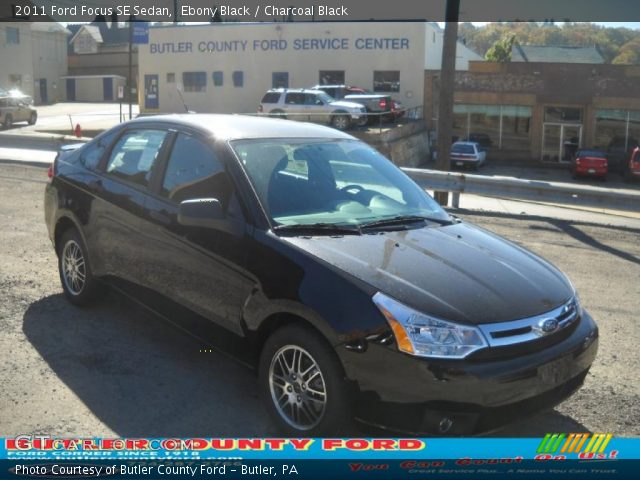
450 141 487 170
258 89 366 131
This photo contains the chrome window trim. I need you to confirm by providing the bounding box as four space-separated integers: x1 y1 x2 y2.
478 298 579 347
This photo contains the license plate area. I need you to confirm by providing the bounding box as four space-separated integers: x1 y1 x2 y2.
539 355 574 387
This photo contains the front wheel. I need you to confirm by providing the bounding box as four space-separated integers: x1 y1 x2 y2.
28 112 37 125
259 324 353 436
58 229 103 306
332 114 351 131
3 115 12 129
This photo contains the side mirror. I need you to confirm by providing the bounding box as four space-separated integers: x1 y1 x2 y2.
178 198 224 228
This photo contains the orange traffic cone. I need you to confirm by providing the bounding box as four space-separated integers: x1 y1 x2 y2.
74 123 82 138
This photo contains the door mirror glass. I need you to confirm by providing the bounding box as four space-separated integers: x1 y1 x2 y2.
178 198 224 228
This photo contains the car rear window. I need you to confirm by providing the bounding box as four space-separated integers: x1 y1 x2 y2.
452 144 475 154
261 92 280 104
577 150 606 158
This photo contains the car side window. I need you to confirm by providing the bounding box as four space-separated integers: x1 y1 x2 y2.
105 129 168 187
80 131 118 170
285 93 304 105
305 94 321 105
161 134 235 210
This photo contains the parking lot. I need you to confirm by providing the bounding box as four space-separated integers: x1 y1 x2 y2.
0 162 638 437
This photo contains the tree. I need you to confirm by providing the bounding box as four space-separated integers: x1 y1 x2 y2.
485 34 516 62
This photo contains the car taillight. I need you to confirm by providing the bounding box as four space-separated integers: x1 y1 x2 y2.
379 99 387 109
47 164 54 182
575 158 581 165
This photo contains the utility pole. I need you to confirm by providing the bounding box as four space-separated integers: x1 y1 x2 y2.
435 0 460 206
128 16 133 120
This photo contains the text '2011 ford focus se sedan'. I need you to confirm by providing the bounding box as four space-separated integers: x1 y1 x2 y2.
44 115 598 436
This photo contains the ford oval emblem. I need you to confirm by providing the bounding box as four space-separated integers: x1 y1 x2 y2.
539 318 559 334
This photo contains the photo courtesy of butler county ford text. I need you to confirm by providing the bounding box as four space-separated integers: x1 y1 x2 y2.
0 0 639 479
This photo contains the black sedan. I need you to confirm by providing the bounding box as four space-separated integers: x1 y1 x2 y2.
44 115 598 435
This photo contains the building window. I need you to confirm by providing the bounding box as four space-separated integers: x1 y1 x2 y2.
232 71 243 87
595 109 640 162
272 72 289 89
8 74 22 89
453 104 532 151
6 27 20 45
373 71 400 92
166 73 175 83
212 71 224 87
182 72 206 92
318 70 345 85
544 106 582 123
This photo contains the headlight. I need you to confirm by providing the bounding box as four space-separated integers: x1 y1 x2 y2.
372 292 488 359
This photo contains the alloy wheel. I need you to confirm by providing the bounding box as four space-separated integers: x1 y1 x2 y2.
61 240 86 295
268 345 327 430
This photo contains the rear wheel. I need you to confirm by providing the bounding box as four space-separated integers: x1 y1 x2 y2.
3 114 12 129
58 228 103 306
269 109 286 119
28 112 37 125
259 324 353 436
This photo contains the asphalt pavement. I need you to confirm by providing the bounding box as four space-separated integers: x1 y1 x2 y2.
0 163 638 437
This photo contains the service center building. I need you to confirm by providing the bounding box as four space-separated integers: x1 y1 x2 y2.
138 22 431 115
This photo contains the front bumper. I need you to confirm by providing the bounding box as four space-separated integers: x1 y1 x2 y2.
339 310 598 435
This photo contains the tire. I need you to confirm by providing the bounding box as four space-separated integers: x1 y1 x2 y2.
356 115 368 127
58 228 103 306
28 112 37 125
331 113 350 131
269 109 286 119
3 114 12 129
259 324 353 436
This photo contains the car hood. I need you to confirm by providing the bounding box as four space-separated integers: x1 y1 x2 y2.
281 222 573 325
330 100 365 110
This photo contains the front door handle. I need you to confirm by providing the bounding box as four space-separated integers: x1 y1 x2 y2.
149 210 171 225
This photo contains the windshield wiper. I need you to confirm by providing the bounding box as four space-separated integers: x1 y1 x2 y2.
273 223 362 236
359 215 453 230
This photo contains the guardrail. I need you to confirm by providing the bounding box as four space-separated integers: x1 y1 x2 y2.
402 168 640 213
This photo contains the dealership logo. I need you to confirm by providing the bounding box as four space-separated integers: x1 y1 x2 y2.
536 433 615 458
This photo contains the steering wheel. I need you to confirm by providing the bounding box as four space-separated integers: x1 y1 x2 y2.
340 184 365 195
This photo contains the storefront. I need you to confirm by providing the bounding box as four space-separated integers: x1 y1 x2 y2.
426 61 640 165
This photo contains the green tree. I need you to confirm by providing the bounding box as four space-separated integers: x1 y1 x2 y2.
485 34 516 62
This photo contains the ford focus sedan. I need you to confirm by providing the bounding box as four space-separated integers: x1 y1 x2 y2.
44 115 598 435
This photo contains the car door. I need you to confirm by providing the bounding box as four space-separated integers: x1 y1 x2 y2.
283 92 306 121
138 131 255 336
306 93 330 124
92 127 171 283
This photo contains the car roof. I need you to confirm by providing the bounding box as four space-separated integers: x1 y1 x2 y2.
453 141 479 146
267 88 319 94
127 114 356 141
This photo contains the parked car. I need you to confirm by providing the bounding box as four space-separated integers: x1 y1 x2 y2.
450 141 487 170
606 136 638 174
0 94 37 129
310 85 394 125
258 88 365 130
624 146 640 181
467 132 493 148
45 115 598 436
570 149 608 180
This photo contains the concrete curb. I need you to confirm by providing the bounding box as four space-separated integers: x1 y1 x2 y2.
0 131 90 151
0 158 51 168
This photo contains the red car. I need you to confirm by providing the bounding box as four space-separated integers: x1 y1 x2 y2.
571 149 608 180
625 146 640 181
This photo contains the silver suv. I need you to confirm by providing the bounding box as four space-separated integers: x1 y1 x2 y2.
0 94 37 129
258 88 365 130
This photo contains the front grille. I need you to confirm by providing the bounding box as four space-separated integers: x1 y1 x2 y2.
469 298 581 361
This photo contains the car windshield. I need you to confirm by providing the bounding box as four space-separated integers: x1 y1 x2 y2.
231 138 450 228
452 144 475 154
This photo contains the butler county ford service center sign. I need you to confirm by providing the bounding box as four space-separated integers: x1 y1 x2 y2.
149 37 410 54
